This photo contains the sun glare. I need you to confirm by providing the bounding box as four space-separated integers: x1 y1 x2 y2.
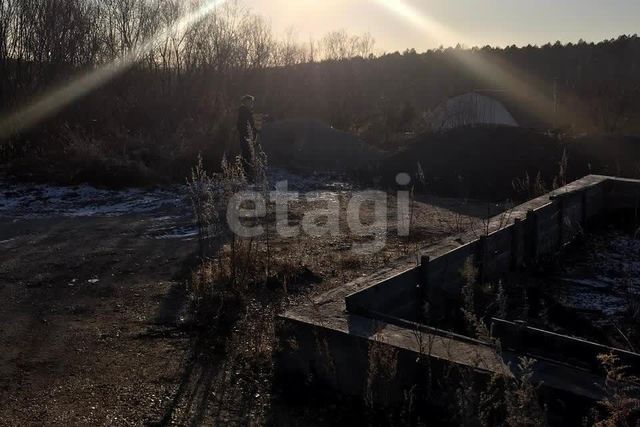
0 0 226 139
372 0 575 125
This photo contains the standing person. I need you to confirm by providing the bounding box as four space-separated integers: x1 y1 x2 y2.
237 95 258 179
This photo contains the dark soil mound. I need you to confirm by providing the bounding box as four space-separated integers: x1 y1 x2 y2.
380 126 640 200
380 126 564 200
260 119 382 172
568 134 640 178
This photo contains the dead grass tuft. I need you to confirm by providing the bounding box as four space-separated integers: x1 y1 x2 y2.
594 352 640 427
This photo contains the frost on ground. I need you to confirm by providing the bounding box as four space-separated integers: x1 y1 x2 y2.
0 182 188 218
0 169 356 240
553 229 640 323
1 167 482 244
0 169 351 218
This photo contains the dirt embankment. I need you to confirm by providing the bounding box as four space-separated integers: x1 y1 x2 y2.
260 119 383 172
380 126 640 200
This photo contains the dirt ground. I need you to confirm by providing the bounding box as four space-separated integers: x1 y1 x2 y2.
0 185 494 426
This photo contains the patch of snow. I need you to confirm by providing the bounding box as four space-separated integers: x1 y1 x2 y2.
552 231 640 320
559 277 611 289
0 169 355 242
0 169 352 219
0 181 188 219
555 286 626 316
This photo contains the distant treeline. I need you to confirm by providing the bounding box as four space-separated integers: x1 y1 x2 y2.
0 0 375 165
252 36 640 143
0 0 639 184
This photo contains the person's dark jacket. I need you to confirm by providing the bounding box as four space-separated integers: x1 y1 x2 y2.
237 105 257 140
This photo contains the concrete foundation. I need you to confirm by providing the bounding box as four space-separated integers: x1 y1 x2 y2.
276 175 640 405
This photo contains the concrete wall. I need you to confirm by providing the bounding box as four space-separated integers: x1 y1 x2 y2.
345 267 421 320
275 313 505 406
280 176 640 405
345 176 629 324
491 318 640 376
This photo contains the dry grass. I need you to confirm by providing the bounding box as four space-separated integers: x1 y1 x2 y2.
594 353 640 427
460 258 494 342
504 357 546 427
455 260 545 427
181 153 517 423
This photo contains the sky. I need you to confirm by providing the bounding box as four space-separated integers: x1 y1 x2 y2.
248 0 640 52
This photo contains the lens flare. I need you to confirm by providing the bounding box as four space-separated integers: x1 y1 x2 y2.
0 0 225 139
373 0 572 126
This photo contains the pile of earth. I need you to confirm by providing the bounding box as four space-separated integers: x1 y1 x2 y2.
260 118 382 172
378 126 640 200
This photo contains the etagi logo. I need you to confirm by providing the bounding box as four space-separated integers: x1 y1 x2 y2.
226 173 413 255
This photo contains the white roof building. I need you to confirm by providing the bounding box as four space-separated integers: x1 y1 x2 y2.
427 92 518 130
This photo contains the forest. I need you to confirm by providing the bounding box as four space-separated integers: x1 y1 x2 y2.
0 0 639 185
